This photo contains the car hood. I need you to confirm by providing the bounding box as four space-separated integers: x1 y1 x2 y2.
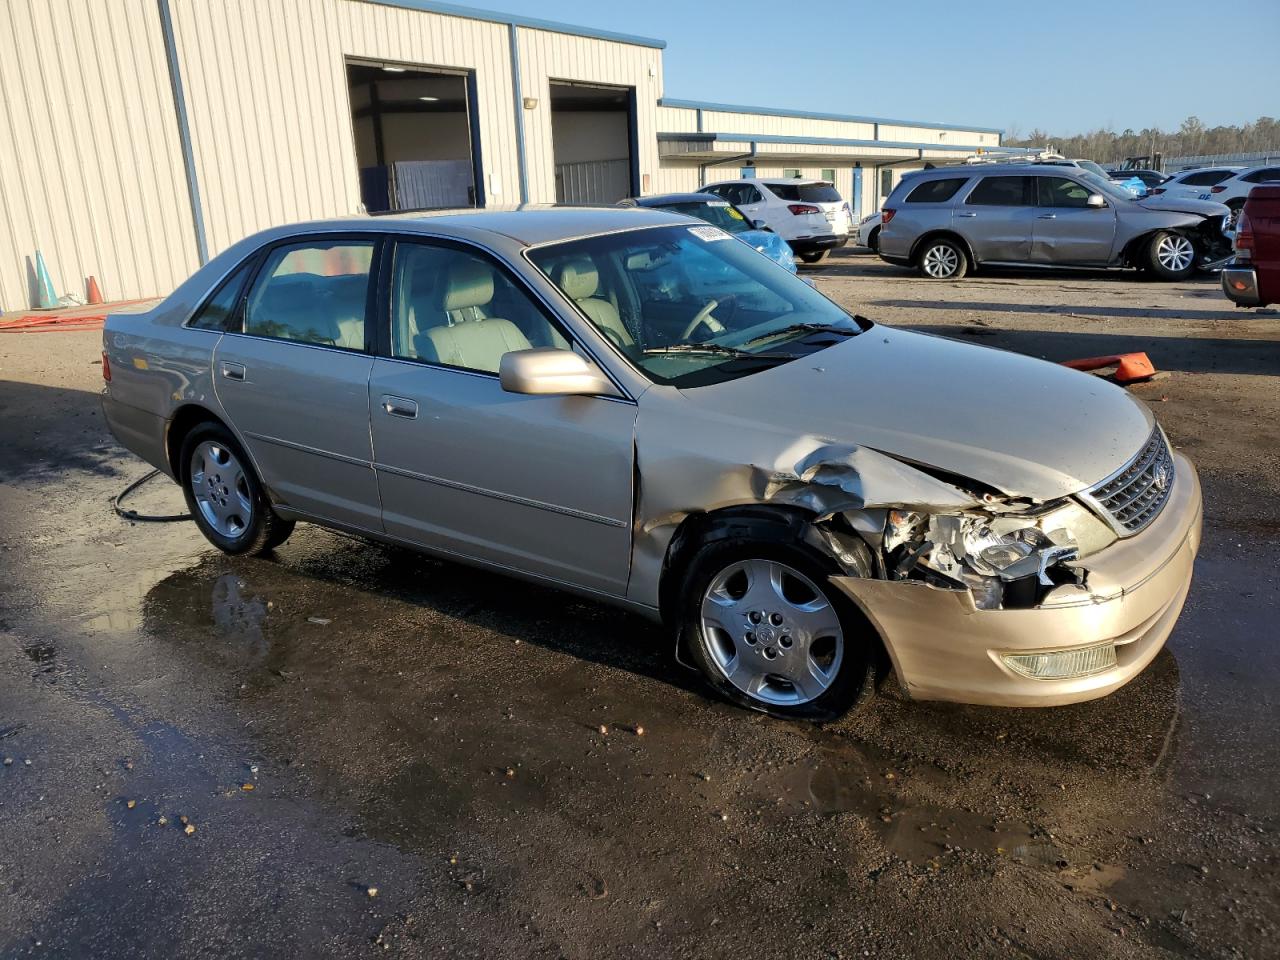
682 326 1154 501
1138 195 1230 217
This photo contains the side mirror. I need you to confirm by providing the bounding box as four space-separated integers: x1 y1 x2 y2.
752 219 773 232
1087 193 1107 208
499 348 620 397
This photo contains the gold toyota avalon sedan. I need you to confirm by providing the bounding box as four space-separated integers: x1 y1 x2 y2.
101 207 1202 720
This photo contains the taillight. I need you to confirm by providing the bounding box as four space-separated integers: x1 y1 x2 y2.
1210 185 1227 194
1150 187 1165 195
787 204 820 216
881 208 896 225
101 350 111 381
1236 211 1253 260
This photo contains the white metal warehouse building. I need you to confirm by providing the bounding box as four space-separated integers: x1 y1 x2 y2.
0 0 1007 309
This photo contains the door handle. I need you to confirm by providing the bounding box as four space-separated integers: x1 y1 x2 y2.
219 361 246 381
380 395 418 419
957 212 977 218
1037 214 1057 220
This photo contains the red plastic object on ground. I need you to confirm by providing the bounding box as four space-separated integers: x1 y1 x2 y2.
0 298 153 333
1061 352 1157 384
86 275 104 304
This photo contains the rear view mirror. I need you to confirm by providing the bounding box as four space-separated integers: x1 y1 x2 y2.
499 348 620 397
1087 193 1107 208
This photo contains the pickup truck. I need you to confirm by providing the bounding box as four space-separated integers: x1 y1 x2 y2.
1222 185 1280 307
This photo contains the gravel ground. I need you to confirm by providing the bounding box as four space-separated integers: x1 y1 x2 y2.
1 248 1277 959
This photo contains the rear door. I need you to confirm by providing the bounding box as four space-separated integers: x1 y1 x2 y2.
368 238 637 596
1030 175 1117 264
957 176 1036 262
212 235 381 530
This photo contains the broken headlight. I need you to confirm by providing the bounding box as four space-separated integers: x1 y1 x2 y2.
883 500 1117 610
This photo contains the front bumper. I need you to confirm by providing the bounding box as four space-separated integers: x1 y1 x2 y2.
1222 266 1262 307
830 452 1203 707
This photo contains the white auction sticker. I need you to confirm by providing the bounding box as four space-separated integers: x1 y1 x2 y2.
689 225 732 242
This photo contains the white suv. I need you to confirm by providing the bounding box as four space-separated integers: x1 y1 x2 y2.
1152 167 1245 205
1190 164 1280 212
700 178 851 263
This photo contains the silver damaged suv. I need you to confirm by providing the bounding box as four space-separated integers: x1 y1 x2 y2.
878 163 1233 280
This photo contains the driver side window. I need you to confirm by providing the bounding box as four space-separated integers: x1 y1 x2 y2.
1037 176 1093 208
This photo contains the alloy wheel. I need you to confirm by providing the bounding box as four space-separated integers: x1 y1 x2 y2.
190 440 253 539
922 243 960 278
699 558 844 706
1155 234 1195 273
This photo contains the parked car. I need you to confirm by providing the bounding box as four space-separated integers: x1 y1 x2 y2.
878 162 1233 281
1186 164 1280 213
102 208 1201 719
858 212 882 252
1222 185 1280 308
699 178 850 264
1150 166 1244 203
618 192 796 272
1108 169 1169 192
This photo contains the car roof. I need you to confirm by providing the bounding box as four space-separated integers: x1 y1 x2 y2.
266 205 692 247
623 193 721 207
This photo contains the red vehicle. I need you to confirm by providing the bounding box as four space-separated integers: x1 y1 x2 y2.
1222 185 1280 307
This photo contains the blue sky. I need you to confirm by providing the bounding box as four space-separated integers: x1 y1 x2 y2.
478 0 1280 134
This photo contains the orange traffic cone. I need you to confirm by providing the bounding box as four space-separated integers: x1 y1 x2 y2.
86 275 104 305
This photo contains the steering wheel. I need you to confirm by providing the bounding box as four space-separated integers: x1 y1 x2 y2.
681 299 727 340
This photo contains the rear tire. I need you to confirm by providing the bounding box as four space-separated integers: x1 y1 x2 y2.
179 422 294 555
799 250 829 265
1145 230 1197 281
917 237 969 279
679 529 876 721
867 226 880 254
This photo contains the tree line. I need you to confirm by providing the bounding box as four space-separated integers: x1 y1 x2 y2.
1005 116 1280 165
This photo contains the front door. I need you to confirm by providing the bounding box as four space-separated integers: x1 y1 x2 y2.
957 175 1036 262
1030 176 1117 264
368 239 637 596
213 236 381 531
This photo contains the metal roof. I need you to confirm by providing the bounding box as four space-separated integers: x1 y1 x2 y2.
660 98 1004 136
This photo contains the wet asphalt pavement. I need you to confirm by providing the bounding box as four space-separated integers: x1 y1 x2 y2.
1 252 1278 958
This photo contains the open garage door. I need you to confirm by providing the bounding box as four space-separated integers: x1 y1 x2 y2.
551 81 637 204
347 60 483 212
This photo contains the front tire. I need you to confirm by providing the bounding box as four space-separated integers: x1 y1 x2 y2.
798 250 829 265
917 237 969 279
680 535 876 721
1145 230 1197 281
867 226 880 254
179 422 294 555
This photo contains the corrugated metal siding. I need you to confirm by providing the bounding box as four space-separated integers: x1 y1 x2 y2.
517 27 663 203
700 110 876 142
656 104 698 133
169 0 359 259
337 1 520 203
0 0 197 307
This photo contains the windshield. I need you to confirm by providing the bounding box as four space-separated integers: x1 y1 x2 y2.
1078 170 1137 202
528 224 864 387
656 200 751 235
1075 160 1110 179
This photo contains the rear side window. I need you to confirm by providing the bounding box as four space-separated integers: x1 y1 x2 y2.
188 263 252 332
905 178 966 203
967 176 1034 206
1178 170 1234 187
1242 168 1280 184
243 240 374 350
767 183 842 203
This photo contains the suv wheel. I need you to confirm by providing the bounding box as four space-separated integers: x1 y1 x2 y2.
799 250 829 265
1146 231 1197 281
680 536 876 721
917 238 969 279
867 226 880 253
180 422 294 555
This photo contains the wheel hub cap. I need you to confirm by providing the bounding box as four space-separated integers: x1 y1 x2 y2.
1157 236 1194 272
700 559 844 706
924 245 958 278
189 441 253 539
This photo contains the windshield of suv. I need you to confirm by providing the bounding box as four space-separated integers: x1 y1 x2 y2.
528 224 864 387
766 182 842 203
1075 160 1110 179
1078 170 1138 202
653 200 751 235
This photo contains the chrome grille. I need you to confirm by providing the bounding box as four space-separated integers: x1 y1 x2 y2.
1084 429 1175 535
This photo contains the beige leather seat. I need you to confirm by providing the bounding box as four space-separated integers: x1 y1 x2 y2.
555 258 633 348
416 260 531 372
